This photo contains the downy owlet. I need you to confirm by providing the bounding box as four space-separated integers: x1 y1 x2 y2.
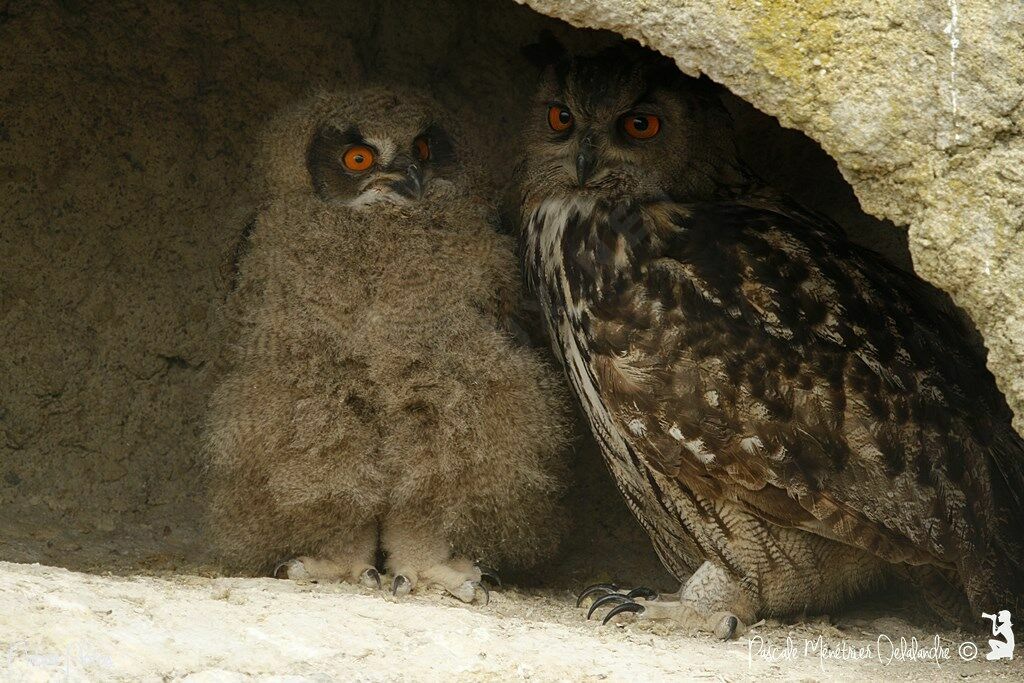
206 86 572 603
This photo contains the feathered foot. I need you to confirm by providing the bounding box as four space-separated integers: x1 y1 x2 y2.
576 561 755 640
273 557 381 588
382 511 500 605
272 524 380 587
272 557 385 589
390 559 500 604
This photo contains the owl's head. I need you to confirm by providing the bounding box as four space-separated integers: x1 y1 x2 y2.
520 43 744 204
257 86 465 207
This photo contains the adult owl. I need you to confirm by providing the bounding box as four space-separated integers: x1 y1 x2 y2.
205 86 571 603
518 44 1024 637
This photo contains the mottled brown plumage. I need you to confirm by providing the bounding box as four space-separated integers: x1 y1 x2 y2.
518 44 1024 633
205 87 571 602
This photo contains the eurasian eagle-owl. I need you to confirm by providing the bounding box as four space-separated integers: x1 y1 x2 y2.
205 86 571 602
517 43 1024 636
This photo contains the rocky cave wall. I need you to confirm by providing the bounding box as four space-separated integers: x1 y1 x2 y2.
2 0 1016 583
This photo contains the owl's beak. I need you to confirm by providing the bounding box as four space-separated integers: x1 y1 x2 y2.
388 160 424 199
576 135 598 187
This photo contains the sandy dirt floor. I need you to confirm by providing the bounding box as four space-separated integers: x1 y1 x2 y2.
2 560 1021 682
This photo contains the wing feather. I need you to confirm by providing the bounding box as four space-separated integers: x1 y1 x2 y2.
590 200 1024 606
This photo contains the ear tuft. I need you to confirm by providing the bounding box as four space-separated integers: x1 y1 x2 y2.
521 30 567 70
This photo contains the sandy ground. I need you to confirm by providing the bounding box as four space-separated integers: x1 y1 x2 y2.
2 561 1021 682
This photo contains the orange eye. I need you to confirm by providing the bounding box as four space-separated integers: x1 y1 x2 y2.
342 145 375 172
414 137 430 162
548 105 573 132
622 113 661 140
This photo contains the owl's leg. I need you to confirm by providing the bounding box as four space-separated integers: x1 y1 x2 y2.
581 561 755 639
274 522 380 588
646 561 755 638
381 512 494 604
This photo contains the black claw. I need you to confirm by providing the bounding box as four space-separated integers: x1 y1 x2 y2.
392 574 411 596
625 586 657 600
602 601 646 625
476 564 502 588
272 559 293 579
476 581 490 606
361 567 382 589
586 593 632 620
575 583 619 608
721 615 739 641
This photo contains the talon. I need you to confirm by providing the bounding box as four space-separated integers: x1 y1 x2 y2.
359 567 382 589
273 558 306 580
575 583 619 608
586 593 632 620
392 574 412 597
476 564 502 588
602 601 646 625
626 586 657 600
717 615 739 641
